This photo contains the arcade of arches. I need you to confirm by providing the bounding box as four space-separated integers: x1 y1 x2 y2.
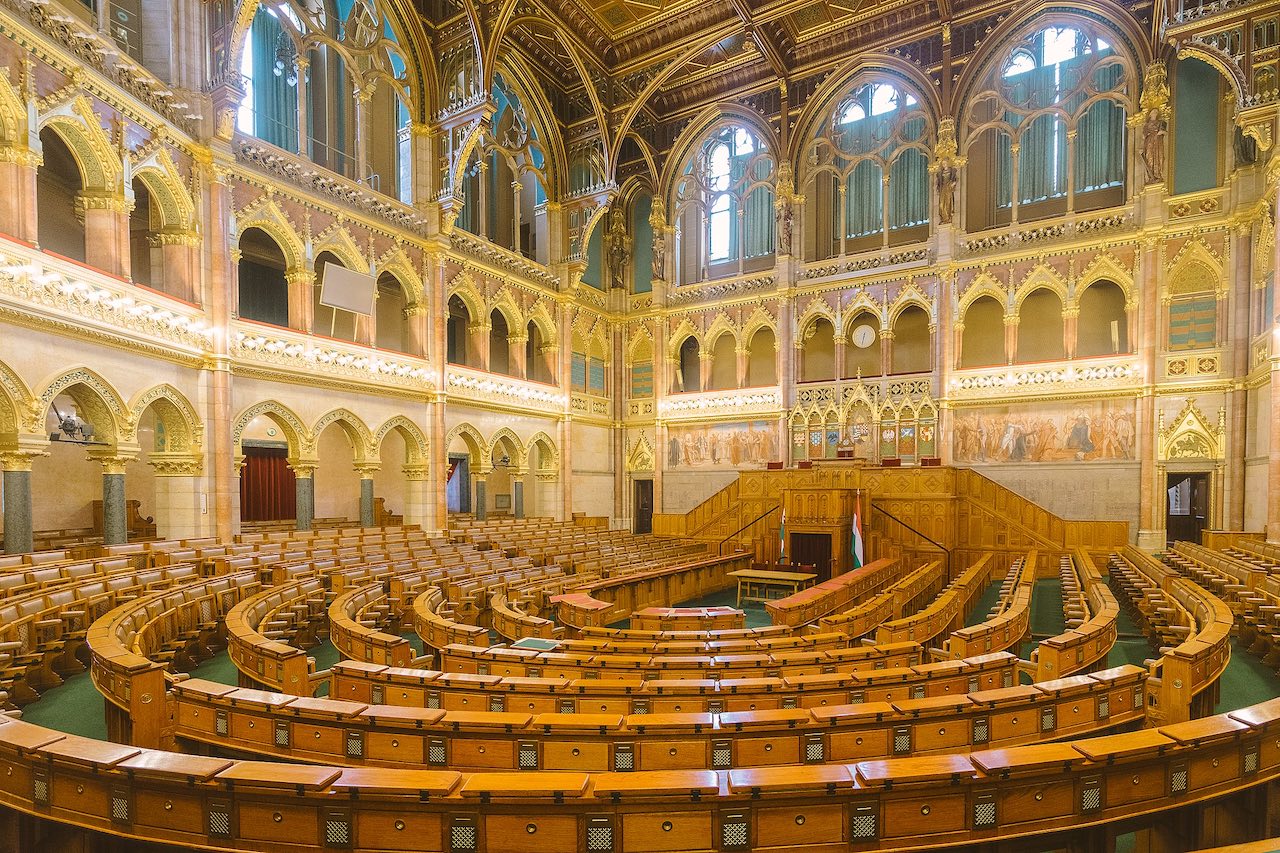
0 0 1279 850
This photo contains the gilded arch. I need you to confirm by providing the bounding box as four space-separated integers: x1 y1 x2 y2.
488 427 526 468
130 147 197 232
37 96 122 193
127 384 203 455
373 415 429 467
235 198 308 272
312 225 370 273
311 408 377 464
231 400 308 458
36 367 130 447
446 423 489 466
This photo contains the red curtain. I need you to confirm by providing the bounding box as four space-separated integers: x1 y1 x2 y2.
240 447 296 521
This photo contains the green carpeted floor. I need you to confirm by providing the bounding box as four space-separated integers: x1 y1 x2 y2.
966 580 1004 628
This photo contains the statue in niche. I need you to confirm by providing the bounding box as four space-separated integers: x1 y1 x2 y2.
1141 108 1168 184
607 210 629 289
777 200 794 256
936 162 958 224
651 231 666 280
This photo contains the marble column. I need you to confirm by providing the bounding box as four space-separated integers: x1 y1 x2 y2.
100 458 128 546
357 468 377 528
292 463 316 531
1137 231 1164 549
474 472 488 520
0 148 39 245
512 474 525 520
1 452 35 554
80 194 131 278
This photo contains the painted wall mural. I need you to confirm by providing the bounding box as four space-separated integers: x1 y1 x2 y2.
953 399 1136 463
667 421 779 467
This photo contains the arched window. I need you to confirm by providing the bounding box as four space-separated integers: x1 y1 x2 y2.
447 295 470 365
961 296 1005 368
458 74 549 259
806 81 930 259
676 336 701 393
801 318 836 382
489 310 511 375
374 273 410 353
844 313 882 378
1077 280 1129 357
747 328 777 386
128 178 161 289
707 334 737 391
673 124 774 283
526 321 552 384
891 306 932 374
36 128 86 263
237 228 290 328
236 1 412 198
1016 289 1065 362
966 24 1128 229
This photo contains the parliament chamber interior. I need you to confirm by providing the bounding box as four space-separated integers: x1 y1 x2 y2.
2 0 1280 850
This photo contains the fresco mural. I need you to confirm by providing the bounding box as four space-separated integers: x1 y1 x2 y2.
953 399 1136 463
668 421 779 467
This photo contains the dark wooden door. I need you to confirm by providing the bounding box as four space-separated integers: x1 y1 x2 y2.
634 480 653 534
1166 473 1209 545
791 532 833 581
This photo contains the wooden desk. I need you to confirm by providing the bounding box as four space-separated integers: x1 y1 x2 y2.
729 569 817 606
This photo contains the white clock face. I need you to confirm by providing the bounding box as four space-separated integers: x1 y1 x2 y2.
852 324 876 349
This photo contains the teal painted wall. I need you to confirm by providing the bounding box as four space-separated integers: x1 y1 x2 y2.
632 194 653 294
1173 58 1221 195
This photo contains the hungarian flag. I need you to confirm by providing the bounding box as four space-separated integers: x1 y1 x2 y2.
778 508 787 562
851 491 865 569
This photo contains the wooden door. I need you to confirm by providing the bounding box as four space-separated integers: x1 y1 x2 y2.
634 480 653 534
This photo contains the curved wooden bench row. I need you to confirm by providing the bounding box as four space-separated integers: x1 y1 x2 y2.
576 623 793 641
172 664 1147 773
225 578 328 694
329 584 419 671
874 556 994 647
631 606 745 632
1113 547 1233 723
88 571 262 746
490 591 562 643
1031 550 1119 682
945 551 1036 659
430 646 1014 703
4 693 1280 852
325 650 1118 715
0 562 202 707
0 555 139 599
766 557 901 628
551 630 854 656
414 586 490 651
816 558 949 639
552 553 752 631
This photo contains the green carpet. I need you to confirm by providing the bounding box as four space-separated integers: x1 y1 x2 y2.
1030 578 1065 637
1104 601 1154 670
966 580 1004 628
19 670 108 740
1215 638 1280 714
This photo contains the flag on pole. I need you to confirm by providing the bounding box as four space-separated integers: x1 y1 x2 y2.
778 508 787 563
851 490 865 569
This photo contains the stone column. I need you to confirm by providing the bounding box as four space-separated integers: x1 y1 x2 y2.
474 469 488 520
1004 315 1019 364
291 462 317 531
157 232 202 303
80 194 131 278
1 450 42 554
833 334 847 380
735 346 749 388
698 352 711 393
1137 234 1164 548
510 332 528 379
512 470 525 519
98 457 129 546
401 464 430 530
471 321 491 371
205 163 237 539
1269 168 1280 542
1226 224 1251 530
149 454 206 540
355 464 378 527
287 269 315 333
1063 307 1079 360
0 146 39 245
